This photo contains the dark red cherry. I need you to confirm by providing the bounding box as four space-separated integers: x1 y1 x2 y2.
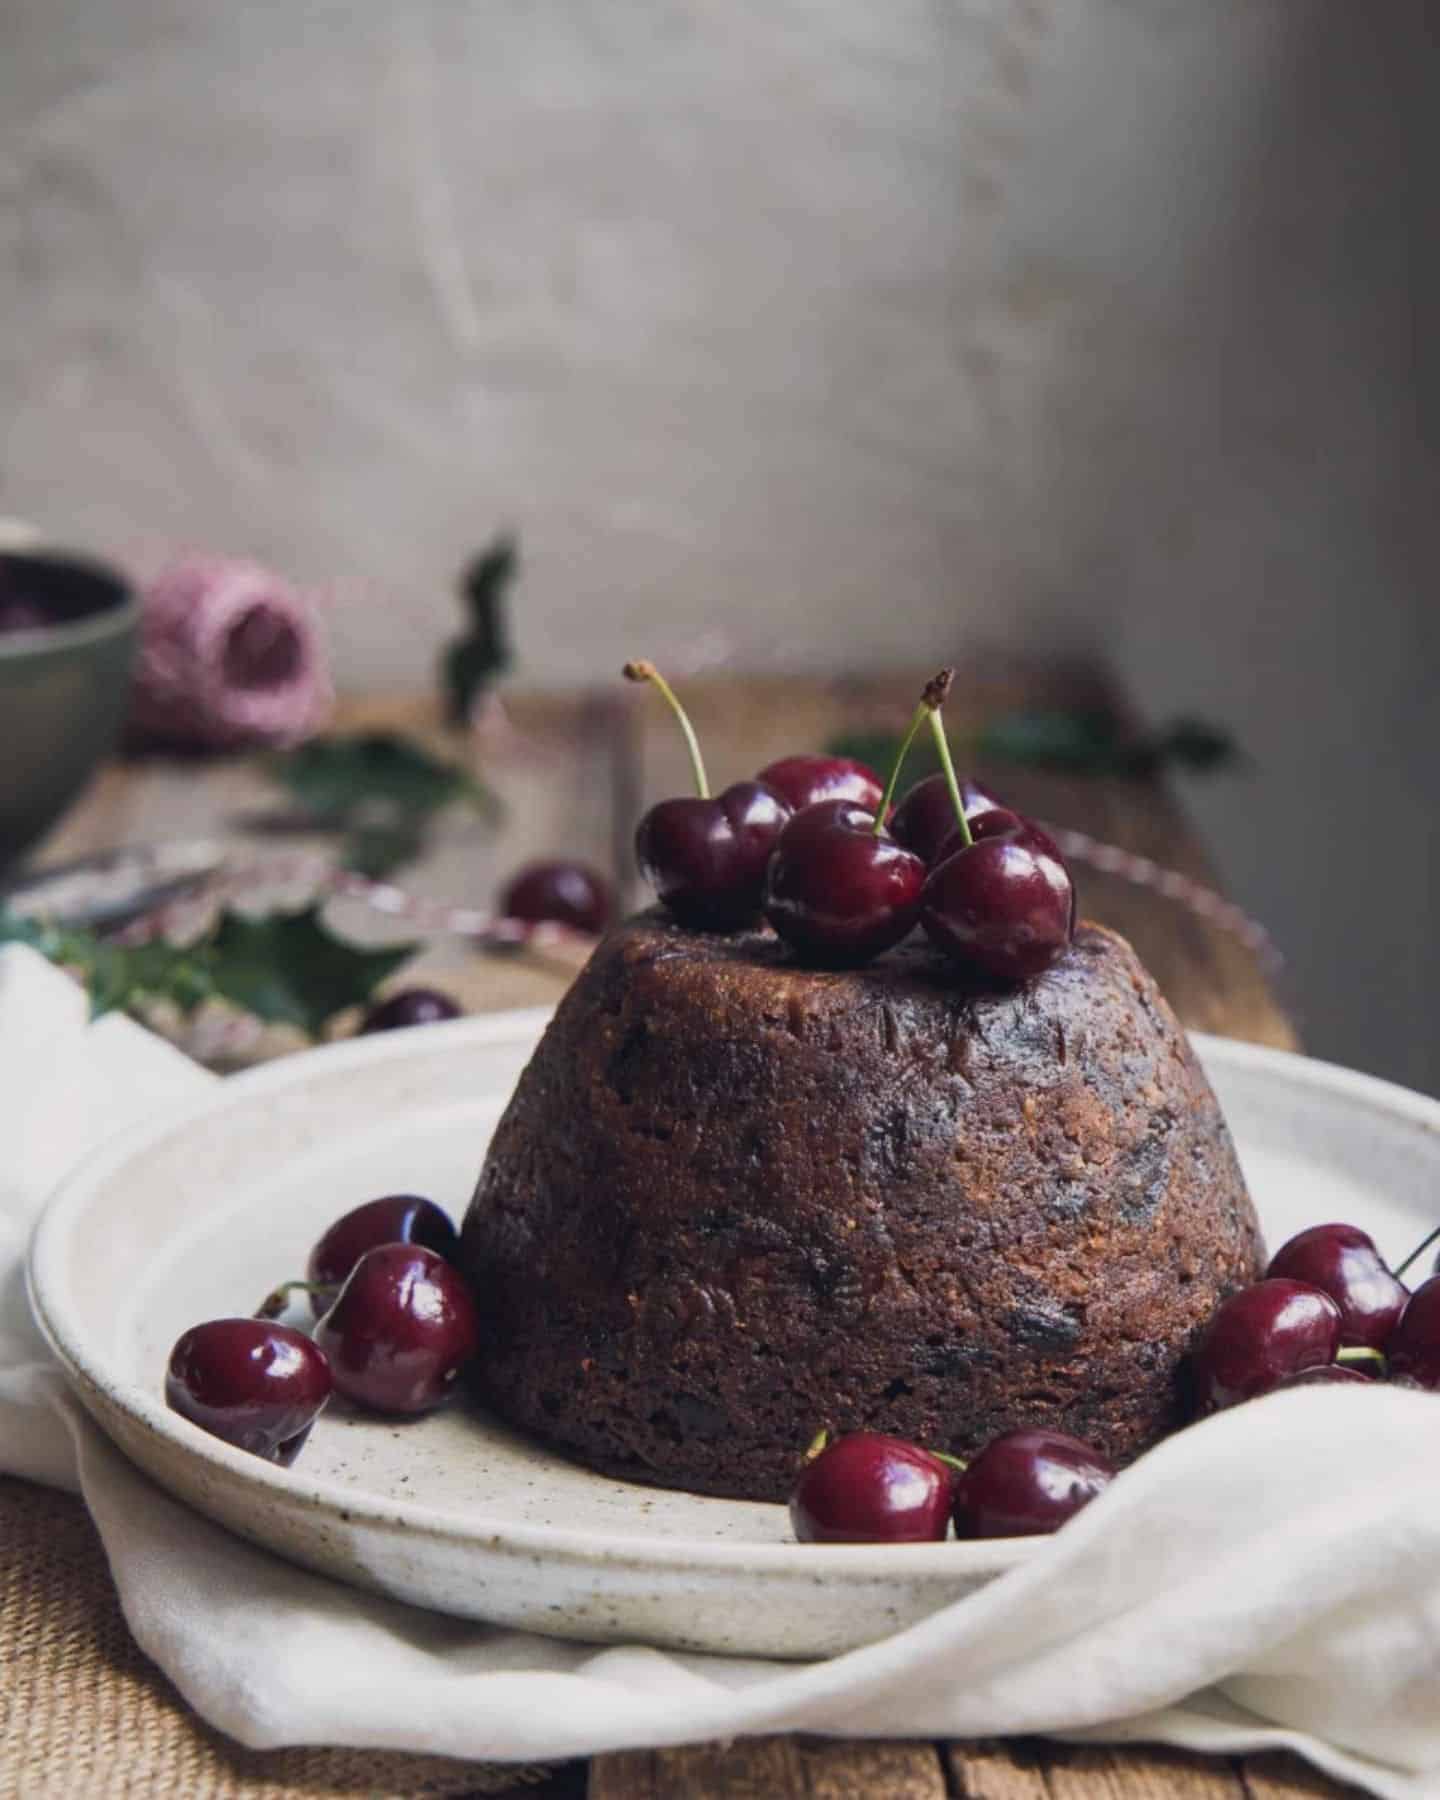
306 1195 458 1318
920 824 1074 982
499 861 613 936
932 808 1028 864
315 1243 480 1415
952 1429 1115 1539
891 773 1009 865
360 988 462 1033
1190 1279 1344 1413
1386 1276 1440 1390
166 1318 332 1463
756 754 884 816
1266 1223 1408 1350
1272 1364 1375 1390
636 781 790 930
763 799 925 966
790 1432 954 1543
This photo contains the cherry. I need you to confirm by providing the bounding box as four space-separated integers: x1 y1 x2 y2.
790 1432 955 1543
1386 1275 1440 1390
756 754 884 816
305 1195 458 1318
315 1243 480 1415
626 660 791 929
359 988 462 1033
166 1318 332 1464
891 773 1010 865
951 1429 1115 1539
921 825 1074 984
763 800 925 965
1272 1364 1375 1390
1190 1279 1344 1413
931 807 1026 865
499 861 613 936
1265 1223 1408 1350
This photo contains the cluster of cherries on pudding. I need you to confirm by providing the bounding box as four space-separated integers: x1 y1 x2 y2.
165 1194 477 1465
627 662 1075 982
1188 1219 1440 1406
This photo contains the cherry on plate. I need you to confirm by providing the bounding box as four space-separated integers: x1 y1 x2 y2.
499 861 613 936
306 1194 458 1317
1190 1279 1344 1413
360 988 462 1033
763 799 924 966
1265 1223 1407 1350
756 754 884 817
166 1318 332 1464
951 1428 1115 1539
790 1432 955 1543
316 1243 480 1415
1387 1276 1440 1390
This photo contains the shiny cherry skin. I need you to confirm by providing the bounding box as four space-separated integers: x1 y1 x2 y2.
790 1432 955 1543
499 860 613 936
920 824 1074 983
1386 1275 1440 1390
1190 1279 1344 1414
952 1429 1115 1539
636 781 790 930
891 773 1009 865
360 988 462 1033
1266 1223 1408 1350
166 1318 332 1463
756 754 884 817
306 1195 458 1318
932 807 1027 865
1272 1364 1375 1390
763 799 925 966
315 1243 480 1415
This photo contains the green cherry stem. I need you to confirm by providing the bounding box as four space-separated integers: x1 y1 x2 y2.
927 689 973 852
255 1280 330 1321
624 660 710 799
1393 1223 1440 1281
872 667 956 838
1335 1346 1387 1373
931 1448 968 1475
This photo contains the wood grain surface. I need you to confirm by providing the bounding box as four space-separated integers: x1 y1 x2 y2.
12 667 1336 1800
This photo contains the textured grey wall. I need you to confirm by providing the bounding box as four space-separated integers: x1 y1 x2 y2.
1 1 1435 1089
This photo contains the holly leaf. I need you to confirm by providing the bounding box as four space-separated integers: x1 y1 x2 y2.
0 908 214 1020
442 535 516 725
207 907 415 1036
267 732 482 821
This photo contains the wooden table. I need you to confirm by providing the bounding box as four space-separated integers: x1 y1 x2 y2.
15 666 1348 1800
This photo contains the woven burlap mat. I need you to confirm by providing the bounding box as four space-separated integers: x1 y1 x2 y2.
0 1476 564 1799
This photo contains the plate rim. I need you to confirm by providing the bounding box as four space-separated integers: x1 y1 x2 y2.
27 1014 1440 1583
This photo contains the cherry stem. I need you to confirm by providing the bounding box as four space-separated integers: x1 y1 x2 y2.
931 1448 968 1475
624 660 709 799
802 1427 831 1464
927 701 972 852
1336 1346 1386 1372
254 1280 328 1321
872 667 956 838
1393 1224 1440 1281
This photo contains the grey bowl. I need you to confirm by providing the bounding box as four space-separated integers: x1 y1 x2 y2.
0 553 138 873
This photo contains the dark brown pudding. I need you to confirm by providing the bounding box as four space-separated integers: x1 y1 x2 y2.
460 912 1262 1501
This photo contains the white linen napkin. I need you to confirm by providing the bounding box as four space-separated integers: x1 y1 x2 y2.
2 941 1437 1799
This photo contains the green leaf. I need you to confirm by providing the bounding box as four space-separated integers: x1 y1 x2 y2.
0 907 214 1020
442 535 516 725
207 907 415 1036
825 709 1242 783
267 732 480 822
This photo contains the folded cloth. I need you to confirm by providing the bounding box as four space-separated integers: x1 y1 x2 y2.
2 942 1436 1798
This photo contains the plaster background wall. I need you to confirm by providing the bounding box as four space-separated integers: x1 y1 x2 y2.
1 0 1434 1089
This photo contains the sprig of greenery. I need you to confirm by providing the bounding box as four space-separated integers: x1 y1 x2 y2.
442 535 515 726
1 904 415 1038
263 731 497 879
827 710 1240 785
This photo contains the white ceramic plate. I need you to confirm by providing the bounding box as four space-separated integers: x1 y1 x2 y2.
28 1015 1440 1659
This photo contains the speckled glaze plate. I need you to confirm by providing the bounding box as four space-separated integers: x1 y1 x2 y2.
28 1013 1440 1658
